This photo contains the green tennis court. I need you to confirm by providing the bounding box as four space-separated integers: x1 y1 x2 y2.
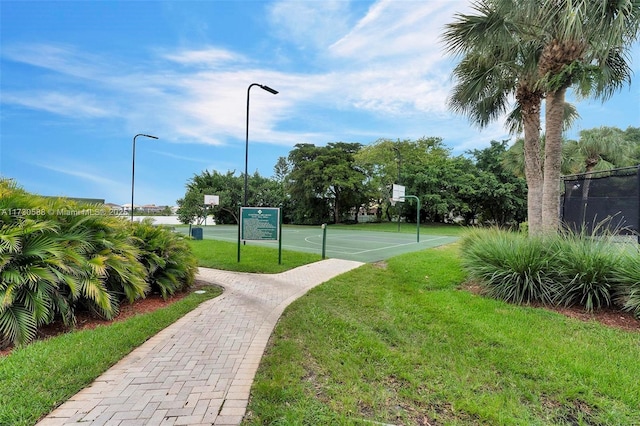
179 225 458 263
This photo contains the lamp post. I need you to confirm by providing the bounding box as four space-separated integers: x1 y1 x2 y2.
245 83 278 206
131 133 158 222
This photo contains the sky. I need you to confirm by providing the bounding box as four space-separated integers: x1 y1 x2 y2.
1 1 639 207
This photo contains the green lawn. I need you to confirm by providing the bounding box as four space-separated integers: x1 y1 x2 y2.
244 245 640 425
4 237 638 425
188 238 322 273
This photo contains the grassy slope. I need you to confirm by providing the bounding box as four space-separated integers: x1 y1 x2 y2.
245 245 640 425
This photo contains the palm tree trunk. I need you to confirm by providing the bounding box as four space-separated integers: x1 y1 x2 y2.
522 104 543 236
542 87 566 234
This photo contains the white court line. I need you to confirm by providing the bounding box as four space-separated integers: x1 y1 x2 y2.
346 236 450 255
303 235 450 255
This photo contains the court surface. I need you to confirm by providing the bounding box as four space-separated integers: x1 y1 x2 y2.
181 225 458 263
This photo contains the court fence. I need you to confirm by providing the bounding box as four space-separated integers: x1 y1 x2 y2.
561 165 639 236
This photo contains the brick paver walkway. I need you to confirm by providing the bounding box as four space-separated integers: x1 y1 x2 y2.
37 259 363 426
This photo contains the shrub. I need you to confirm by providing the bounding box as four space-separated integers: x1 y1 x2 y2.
0 179 198 347
0 219 71 346
130 219 197 298
459 228 556 304
459 227 637 314
550 232 623 312
612 249 640 318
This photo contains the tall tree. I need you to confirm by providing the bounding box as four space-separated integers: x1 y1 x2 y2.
287 143 366 224
443 0 545 234
469 140 528 225
531 0 639 232
176 170 243 225
444 0 640 234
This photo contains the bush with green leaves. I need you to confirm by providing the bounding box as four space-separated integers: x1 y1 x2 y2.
0 179 198 347
460 227 637 313
130 219 197 298
550 231 622 312
612 249 640 318
459 228 556 304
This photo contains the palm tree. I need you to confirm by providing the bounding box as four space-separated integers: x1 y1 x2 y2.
443 0 546 234
532 0 640 233
563 127 635 176
444 0 640 234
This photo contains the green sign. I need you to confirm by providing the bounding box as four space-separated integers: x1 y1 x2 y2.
240 207 280 241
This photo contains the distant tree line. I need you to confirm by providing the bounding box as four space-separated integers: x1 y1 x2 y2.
176 126 639 227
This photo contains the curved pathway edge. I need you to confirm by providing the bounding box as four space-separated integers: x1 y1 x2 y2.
37 258 364 426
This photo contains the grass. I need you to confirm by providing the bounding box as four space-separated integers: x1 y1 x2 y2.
5 228 639 425
188 238 322 273
244 245 640 425
0 287 221 426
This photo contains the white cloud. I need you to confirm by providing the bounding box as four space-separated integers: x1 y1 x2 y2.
32 162 120 187
2 43 114 81
0 1 502 153
267 0 353 50
329 1 461 64
149 150 211 164
162 48 245 67
2 91 114 118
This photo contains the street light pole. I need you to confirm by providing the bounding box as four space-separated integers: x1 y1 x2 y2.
245 83 278 206
131 133 158 222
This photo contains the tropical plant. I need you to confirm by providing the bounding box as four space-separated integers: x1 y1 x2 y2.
0 219 69 346
130 219 197 298
0 179 198 347
442 0 545 235
563 126 635 175
550 230 623 312
459 228 556 304
531 0 639 233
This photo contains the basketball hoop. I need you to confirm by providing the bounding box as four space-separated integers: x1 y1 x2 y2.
389 197 397 207
204 195 220 206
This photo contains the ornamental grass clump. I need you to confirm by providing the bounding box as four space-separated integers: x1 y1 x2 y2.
460 227 637 314
459 228 556 304
550 230 622 312
612 248 640 318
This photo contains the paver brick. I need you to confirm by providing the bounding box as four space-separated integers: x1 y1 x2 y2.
36 259 363 425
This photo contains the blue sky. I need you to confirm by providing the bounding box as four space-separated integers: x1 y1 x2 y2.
1 1 639 207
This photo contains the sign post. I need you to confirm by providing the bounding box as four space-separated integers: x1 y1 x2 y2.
237 207 282 263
